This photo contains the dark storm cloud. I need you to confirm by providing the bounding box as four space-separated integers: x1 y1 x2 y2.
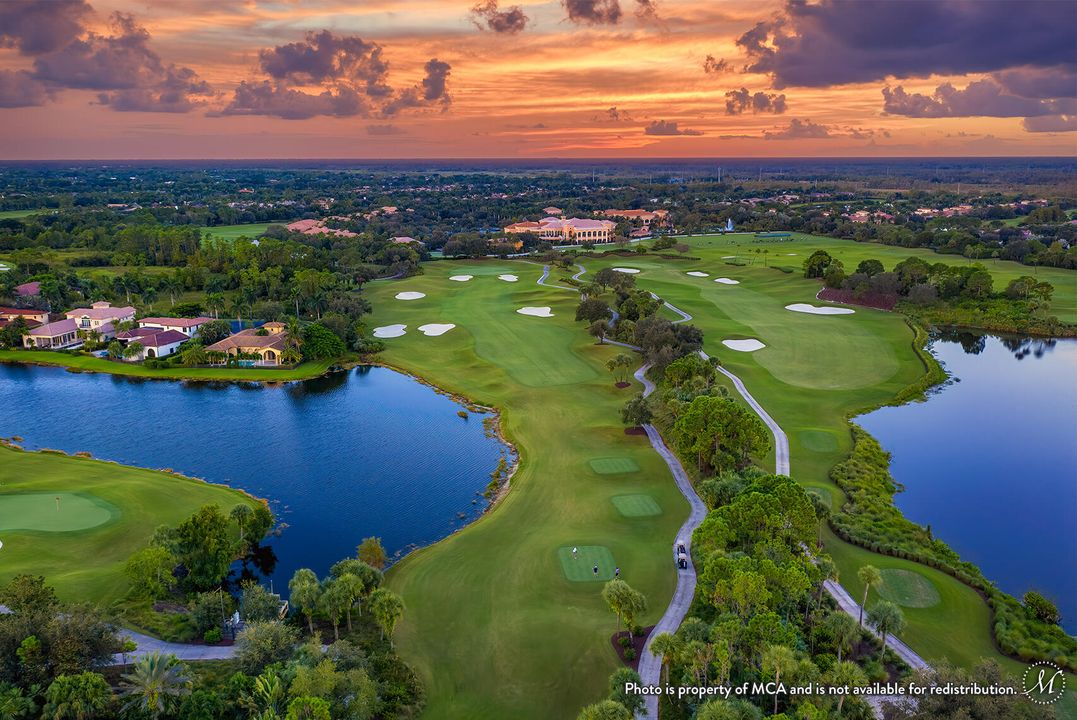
564 0 622 25
216 81 366 120
703 56 730 75
882 81 1076 118
738 1 1077 89
994 66 1077 100
644 120 702 136
0 0 91 55
763 118 831 140
724 87 787 115
635 0 660 23
470 0 529 34
1023 115 1077 133
259 30 391 97
381 59 452 117
0 70 51 108
30 12 211 112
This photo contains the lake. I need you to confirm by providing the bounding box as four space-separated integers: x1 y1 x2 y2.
0 364 509 592
857 332 1077 631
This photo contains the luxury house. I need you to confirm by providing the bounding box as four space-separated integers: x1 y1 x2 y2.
25 319 80 349
205 323 288 366
138 316 213 337
0 307 49 327
64 302 135 339
503 216 617 244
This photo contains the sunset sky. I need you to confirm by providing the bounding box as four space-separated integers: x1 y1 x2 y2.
0 0 1074 159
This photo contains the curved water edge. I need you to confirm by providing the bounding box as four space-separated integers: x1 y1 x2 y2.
857 331 1077 632
0 362 513 593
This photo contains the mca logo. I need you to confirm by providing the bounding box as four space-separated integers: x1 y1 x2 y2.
1023 661 1066 705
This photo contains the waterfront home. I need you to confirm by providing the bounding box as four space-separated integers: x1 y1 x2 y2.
0 307 49 325
391 236 424 245
503 216 617 244
65 302 135 337
25 319 80 349
138 316 213 337
205 325 287 366
118 327 189 360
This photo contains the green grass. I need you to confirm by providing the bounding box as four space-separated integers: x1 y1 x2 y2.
557 546 617 582
0 209 45 219
0 349 332 382
611 494 662 518
875 568 942 608
0 491 119 532
0 446 261 603
202 223 275 242
588 457 641 474
366 261 685 719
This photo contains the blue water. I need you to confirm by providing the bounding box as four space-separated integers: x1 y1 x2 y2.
0 364 508 592
858 332 1077 631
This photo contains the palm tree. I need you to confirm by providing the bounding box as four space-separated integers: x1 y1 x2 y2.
649 632 680 684
120 653 191 720
231 504 253 543
288 568 322 635
335 573 364 632
205 292 225 319
867 600 906 656
122 341 144 362
142 286 158 309
760 644 797 716
856 565 882 626
370 588 404 645
160 277 181 308
826 611 860 663
241 667 286 718
824 660 867 715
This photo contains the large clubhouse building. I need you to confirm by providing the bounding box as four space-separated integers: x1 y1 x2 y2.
503 216 617 244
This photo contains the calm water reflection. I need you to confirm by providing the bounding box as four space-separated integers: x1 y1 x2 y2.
858 332 1077 631
0 364 508 592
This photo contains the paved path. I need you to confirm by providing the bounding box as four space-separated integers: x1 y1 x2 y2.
111 629 237 665
536 263 586 290
823 579 930 671
633 363 709 720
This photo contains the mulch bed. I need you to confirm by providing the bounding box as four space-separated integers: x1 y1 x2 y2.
624 426 646 436
610 626 655 672
818 287 898 311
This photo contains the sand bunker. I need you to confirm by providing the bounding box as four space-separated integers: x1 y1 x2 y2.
721 255 736 259
722 338 766 352
449 275 473 282
373 324 407 338
613 267 640 274
785 303 855 315
418 323 456 336
498 274 519 282
686 271 709 277
395 291 426 300
786 253 798 256
714 278 740 285
516 306 554 317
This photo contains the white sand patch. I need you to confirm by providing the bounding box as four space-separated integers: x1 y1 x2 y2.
714 277 740 285
612 267 640 274
516 306 554 317
686 271 709 277
722 338 766 352
449 275 473 282
395 291 426 300
373 324 407 338
418 323 456 336
785 253 798 256
785 303 855 315
498 274 519 282
721 255 736 259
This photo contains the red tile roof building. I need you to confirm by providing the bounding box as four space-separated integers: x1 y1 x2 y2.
503 216 617 244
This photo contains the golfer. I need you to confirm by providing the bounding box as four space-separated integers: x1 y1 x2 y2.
572 546 578 559
592 565 599 577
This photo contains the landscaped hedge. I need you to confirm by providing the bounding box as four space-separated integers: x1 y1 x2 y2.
829 426 1077 671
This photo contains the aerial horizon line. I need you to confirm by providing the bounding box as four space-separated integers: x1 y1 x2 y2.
1 155 1073 164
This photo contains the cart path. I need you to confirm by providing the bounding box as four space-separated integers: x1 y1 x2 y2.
110 629 237 664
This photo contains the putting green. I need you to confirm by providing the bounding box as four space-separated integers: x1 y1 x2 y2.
588 457 641 475
877 568 942 608
799 429 840 453
0 492 119 532
611 494 662 518
558 546 616 582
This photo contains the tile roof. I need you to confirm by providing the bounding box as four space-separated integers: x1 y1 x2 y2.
29 318 77 336
139 316 213 328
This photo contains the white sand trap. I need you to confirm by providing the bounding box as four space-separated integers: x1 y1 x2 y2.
613 267 640 274
498 274 519 282
373 324 407 338
786 253 798 256
714 277 740 285
721 255 736 259
395 291 426 300
516 306 554 317
449 275 473 282
686 271 709 277
722 338 766 352
418 323 456 336
785 303 855 315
